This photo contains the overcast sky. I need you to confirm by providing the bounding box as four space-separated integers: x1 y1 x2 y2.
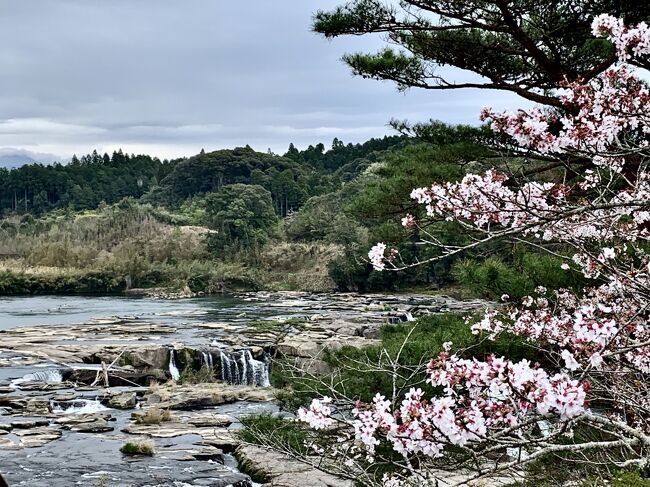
0 0 522 162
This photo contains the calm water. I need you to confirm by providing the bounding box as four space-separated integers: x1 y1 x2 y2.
0 294 312 330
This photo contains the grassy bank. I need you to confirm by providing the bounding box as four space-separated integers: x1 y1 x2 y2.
0 203 342 295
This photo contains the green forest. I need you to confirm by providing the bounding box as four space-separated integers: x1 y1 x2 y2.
0 126 578 298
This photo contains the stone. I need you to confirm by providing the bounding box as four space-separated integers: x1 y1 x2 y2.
0 437 17 449
10 419 50 429
146 393 162 404
69 419 114 433
150 383 274 410
69 368 166 387
121 347 173 370
236 445 353 487
122 423 237 449
55 413 112 426
106 391 137 409
13 427 62 448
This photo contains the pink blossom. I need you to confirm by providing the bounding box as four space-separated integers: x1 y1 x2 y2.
368 243 387 271
297 396 334 430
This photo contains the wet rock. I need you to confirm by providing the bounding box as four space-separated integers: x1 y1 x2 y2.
186 412 233 428
105 391 137 409
13 382 71 392
13 426 62 448
54 413 115 433
275 337 323 358
69 419 114 433
10 419 50 429
54 412 113 427
120 347 171 370
146 392 162 404
149 383 274 410
288 357 331 376
51 393 78 401
236 444 353 487
0 396 27 411
161 444 224 462
0 437 16 449
122 422 237 449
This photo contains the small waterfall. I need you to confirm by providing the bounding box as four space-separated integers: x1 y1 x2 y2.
201 351 214 369
404 311 416 322
50 399 108 414
219 350 269 387
12 369 63 387
169 349 180 381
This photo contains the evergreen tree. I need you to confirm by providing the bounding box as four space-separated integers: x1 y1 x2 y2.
314 1 650 108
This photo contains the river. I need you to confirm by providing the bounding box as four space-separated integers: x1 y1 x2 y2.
0 292 486 486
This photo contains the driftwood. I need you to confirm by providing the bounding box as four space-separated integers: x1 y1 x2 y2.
88 350 141 388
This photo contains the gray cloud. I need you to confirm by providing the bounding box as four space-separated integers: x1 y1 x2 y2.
0 0 523 161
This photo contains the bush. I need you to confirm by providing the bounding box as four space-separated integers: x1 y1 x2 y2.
272 313 539 409
452 250 586 300
119 440 155 456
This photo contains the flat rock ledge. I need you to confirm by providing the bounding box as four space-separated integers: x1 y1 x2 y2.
236 444 353 487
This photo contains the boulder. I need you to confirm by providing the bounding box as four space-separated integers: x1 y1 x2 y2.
106 391 137 409
12 426 62 448
69 419 114 433
150 383 274 410
236 444 353 487
10 419 50 429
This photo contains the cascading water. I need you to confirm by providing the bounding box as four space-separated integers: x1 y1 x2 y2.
50 399 109 414
168 349 180 381
219 350 269 387
201 351 214 369
404 311 416 322
11 369 63 387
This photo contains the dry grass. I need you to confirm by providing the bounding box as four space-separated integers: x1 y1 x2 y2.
148 381 174 401
258 241 344 292
133 407 172 425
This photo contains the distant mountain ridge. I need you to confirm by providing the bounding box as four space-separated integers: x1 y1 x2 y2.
0 149 61 169
0 154 39 169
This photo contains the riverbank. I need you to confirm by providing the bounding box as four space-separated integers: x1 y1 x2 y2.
0 292 489 485
0 238 345 296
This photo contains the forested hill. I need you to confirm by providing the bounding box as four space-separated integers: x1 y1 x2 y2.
0 150 174 213
145 147 318 216
0 136 409 216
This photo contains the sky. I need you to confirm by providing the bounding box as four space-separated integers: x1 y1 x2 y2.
0 0 523 162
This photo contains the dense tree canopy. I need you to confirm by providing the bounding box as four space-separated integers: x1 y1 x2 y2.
203 184 278 250
0 150 173 214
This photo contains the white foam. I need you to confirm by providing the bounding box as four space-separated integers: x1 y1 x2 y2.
51 399 109 414
169 349 180 381
11 369 63 387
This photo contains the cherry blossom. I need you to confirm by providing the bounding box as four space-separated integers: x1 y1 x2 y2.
297 15 650 486
297 396 334 430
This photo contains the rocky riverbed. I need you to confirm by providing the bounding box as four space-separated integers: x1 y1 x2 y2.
0 292 489 486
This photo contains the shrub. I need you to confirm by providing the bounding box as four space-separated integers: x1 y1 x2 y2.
452 250 586 300
119 440 155 456
271 313 539 409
